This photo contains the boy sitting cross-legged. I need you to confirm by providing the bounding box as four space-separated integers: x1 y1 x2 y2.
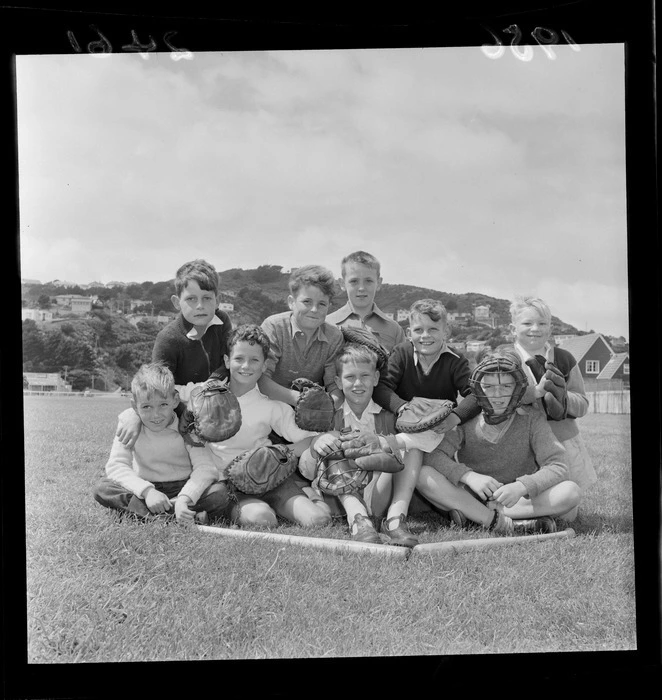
298 344 444 543
188 324 331 528
115 258 233 448
93 362 229 524
415 349 581 533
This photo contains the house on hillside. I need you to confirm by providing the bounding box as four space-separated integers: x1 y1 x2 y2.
473 304 497 329
218 302 234 312
22 308 53 322
24 372 72 392
555 333 614 380
465 340 488 353
54 294 93 314
448 341 466 352
448 311 472 326
597 353 629 387
396 309 409 322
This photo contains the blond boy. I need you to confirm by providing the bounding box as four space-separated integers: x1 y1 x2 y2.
299 344 442 543
94 363 228 523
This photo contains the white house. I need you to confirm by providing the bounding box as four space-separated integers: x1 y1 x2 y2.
474 305 491 318
396 309 409 322
465 340 488 353
22 308 53 322
24 372 72 392
218 302 234 312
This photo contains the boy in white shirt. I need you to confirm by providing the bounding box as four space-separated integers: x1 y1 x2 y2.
188 324 331 528
93 363 228 523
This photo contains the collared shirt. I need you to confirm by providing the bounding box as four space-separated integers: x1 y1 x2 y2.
341 399 442 453
412 341 459 375
326 302 406 352
185 313 224 340
261 311 344 393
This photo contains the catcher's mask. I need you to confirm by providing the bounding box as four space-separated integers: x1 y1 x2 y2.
469 353 527 424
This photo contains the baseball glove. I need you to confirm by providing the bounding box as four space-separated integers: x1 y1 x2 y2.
340 326 390 373
313 448 372 497
395 397 455 433
179 377 242 446
226 444 297 496
338 431 404 473
541 363 568 420
291 378 335 431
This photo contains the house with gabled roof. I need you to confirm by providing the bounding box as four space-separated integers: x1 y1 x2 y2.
597 353 629 387
555 333 614 380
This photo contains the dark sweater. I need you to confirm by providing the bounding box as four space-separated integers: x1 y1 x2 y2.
372 341 476 422
152 309 232 385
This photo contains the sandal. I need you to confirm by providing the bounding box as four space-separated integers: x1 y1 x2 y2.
380 514 419 547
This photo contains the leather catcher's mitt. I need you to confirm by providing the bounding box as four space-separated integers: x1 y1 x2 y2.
395 397 455 433
338 431 404 473
227 444 297 495
313 448 372 497
541 363 568 420
525 356 569 421
179 377 242 446
340 326 390 373
291 378 335 431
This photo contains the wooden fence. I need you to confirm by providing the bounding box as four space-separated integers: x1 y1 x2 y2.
586 391 630 414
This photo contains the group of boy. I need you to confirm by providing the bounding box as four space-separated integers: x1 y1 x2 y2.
95 251 593 547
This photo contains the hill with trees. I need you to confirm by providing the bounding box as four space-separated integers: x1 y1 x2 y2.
21 265 591 391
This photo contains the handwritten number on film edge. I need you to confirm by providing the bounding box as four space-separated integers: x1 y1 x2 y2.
67 27 193 60
481 25 581 60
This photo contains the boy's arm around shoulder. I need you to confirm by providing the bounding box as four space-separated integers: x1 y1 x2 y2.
104 434 155 498
519 408 569 498
180 443 222 504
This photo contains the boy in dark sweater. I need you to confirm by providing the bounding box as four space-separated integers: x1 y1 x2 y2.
116 259 232 446
416 349 580 532
371 299 476 545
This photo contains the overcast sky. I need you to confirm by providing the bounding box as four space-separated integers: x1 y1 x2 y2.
16 44 628 338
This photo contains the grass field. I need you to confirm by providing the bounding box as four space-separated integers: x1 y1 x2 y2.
21 395 636 663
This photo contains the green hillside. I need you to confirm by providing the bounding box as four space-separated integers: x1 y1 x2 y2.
22 266 587 391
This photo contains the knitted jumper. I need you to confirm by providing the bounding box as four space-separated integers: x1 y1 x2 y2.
152 309 232 385
433 407 568 499
372 341 475 422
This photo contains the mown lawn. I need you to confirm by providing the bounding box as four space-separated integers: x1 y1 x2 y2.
21 396 636 663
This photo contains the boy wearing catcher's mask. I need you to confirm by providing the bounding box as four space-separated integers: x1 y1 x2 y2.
415 349 581 533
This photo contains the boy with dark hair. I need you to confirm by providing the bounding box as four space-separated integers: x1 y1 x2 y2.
116 258 232 446
326 250 406 352
94 362 229 523
258 264 344 408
